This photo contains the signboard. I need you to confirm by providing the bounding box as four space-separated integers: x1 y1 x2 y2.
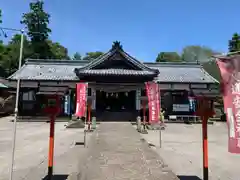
145 82 160 124
216 58 240 154
172 104 189 112
75 83 88 117
44 95 61 115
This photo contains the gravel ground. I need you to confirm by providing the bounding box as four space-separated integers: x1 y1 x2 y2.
140 123 240 180
0 116 91 180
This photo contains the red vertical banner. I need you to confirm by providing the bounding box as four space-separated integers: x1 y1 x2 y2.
75 83 88 118
145 82 160 124
216 58 240 154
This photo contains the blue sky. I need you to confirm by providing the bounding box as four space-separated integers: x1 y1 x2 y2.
0 0 239 61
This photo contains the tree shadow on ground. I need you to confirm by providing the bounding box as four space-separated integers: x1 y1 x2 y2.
177 175 202 180
42 174 69 180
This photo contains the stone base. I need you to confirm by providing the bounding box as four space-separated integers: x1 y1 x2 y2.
65 120 85 128
140 129 148 134
147 123 163 130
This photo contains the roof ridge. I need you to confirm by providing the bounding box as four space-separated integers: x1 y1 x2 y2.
26 59 90 65
200 67 219 83
144 61 201 65
119 50 156 72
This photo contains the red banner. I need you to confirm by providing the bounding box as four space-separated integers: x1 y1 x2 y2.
75 83 88 118
146 82 160 124
216 58 240 154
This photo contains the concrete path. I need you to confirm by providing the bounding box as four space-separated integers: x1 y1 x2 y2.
70 122 179 180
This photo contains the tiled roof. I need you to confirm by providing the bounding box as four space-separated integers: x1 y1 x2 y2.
144 62 218 83
8 59 89 81
75 69 156 76
8 60 218 84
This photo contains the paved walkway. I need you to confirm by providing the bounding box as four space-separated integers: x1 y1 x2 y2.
70 122 179 180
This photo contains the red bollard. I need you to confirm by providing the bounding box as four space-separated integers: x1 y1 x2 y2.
48 115 55 180
202 115 209 180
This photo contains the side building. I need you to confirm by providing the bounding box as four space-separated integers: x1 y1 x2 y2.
8 42 219 121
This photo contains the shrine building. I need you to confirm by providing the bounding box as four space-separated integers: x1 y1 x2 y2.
8 41 219 121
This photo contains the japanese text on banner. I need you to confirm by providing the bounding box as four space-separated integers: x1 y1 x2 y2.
232 82 240 148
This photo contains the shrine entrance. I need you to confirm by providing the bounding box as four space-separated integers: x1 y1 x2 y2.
96 90 136 112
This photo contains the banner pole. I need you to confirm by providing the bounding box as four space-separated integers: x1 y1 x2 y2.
143 102 146 130
159 128 162 148
87 104 91 131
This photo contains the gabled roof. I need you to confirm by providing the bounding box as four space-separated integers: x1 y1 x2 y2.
75 41 159 76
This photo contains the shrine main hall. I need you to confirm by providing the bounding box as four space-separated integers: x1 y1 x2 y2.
8 42 219 121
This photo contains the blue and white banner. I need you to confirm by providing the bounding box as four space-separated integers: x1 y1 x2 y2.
64 95 71 115
188 97 196 112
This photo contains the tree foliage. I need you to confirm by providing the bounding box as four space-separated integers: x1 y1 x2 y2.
0 34 32 76
228 33 240 52
83 51 104 61
155 45 221 82
47 40 70 59
21 0 52 59
72 52 82 60
156 52 181 62
181 45 216 63
0 1 71 77
21 1 51 42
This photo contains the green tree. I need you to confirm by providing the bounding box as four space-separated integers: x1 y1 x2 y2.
72 52 82 60
156 52 181 62
83 51 104 60
228 33 240 52
181 45 216 63
21 0 52 59
47 40 69 59
0 34 32 76
181 45 221 81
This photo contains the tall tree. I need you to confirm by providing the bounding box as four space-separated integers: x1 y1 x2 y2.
83 51 104 60
156 52 181 62
21 0 52 59
47 40 69 59
228 33 240 52
72 52 82 60
181 45 216 63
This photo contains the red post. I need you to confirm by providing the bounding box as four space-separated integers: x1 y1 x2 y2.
48 115 55 179
202 115 209 180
